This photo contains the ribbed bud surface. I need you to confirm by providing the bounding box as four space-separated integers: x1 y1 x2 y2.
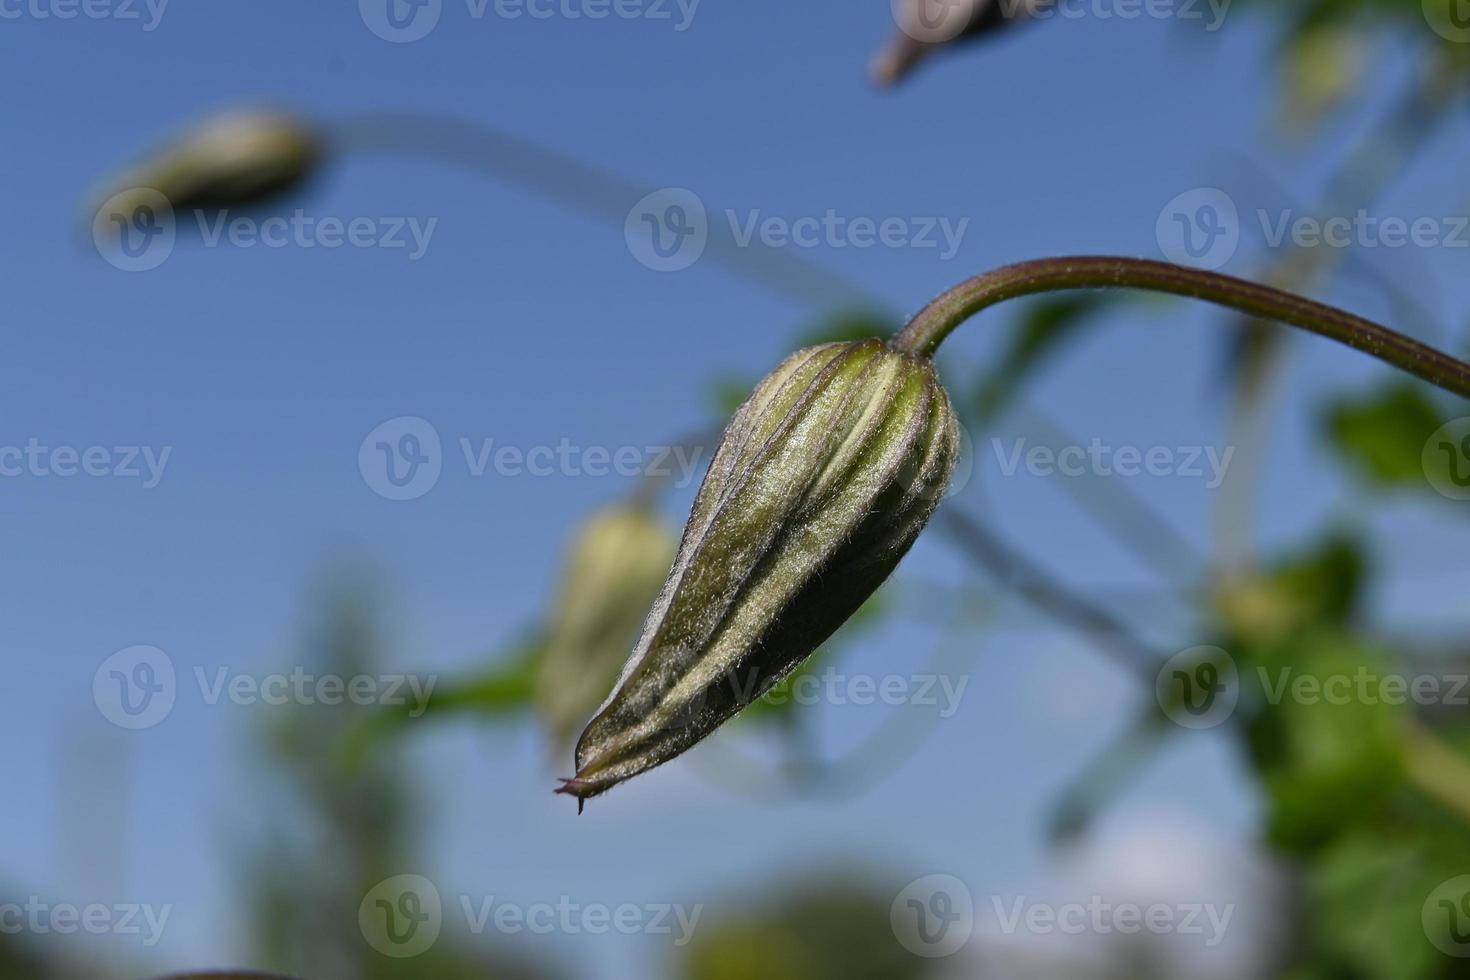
563 340 959 804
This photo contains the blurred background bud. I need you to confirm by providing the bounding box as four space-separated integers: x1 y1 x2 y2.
91 108 322 220
1276 25 1367 137
873 0 1034 87
534 500 679 749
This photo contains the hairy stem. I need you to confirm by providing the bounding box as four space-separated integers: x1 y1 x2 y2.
891 257 1470 400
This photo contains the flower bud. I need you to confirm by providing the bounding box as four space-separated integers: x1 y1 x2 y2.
96 109 321 216
534 502 678 749
562 340 959 805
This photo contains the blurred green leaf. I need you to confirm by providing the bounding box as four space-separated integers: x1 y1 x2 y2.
1216 534 1366 647
1306 816 1470 980
679 877 936 980
1324 383 1449 488
1245 631 1406 854
336 637 541 768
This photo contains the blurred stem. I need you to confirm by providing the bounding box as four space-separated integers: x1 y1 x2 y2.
1401 718 1470 828
938 508 1161 681
1048 709 1168 844
1012 402 1200 581
328 110 866 310
891 257 1470 399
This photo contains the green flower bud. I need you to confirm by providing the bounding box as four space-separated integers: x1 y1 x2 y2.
534 502 679 749
96 109 321 216
562 340 959 805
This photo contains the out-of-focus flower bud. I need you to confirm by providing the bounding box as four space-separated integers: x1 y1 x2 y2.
95 109 321 217
561 340 959 805
534 502 679 749
1278 26 1366 135
873 0 1034 88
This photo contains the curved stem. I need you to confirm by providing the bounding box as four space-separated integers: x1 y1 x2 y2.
326 110 876 311
891 257 1470 400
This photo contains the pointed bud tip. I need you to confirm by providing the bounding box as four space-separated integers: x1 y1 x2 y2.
554 777 597 813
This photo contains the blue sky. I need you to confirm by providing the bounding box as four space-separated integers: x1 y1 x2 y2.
1 2 1467 976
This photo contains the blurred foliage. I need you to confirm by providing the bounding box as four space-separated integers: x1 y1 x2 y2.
245 582 560 980
678 878 936 980
1325 382 1458 490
